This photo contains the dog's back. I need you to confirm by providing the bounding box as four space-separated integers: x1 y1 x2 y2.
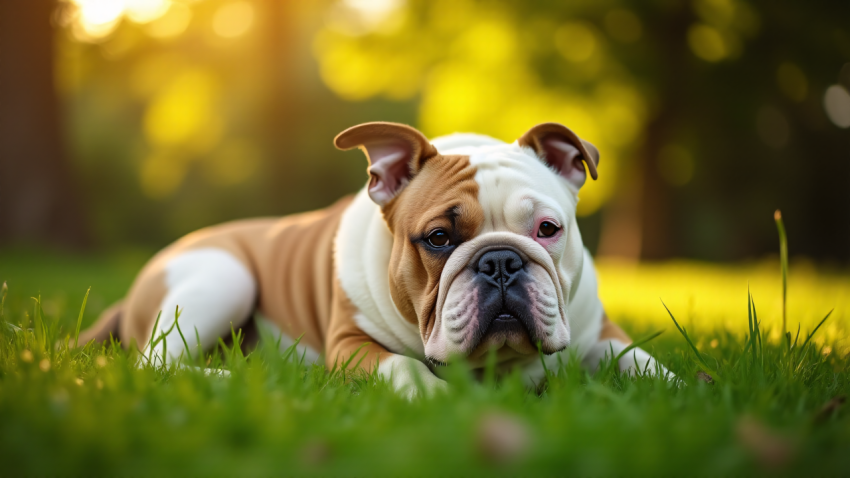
78 196 353 357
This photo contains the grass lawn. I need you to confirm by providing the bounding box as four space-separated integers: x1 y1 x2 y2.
1 248 849 476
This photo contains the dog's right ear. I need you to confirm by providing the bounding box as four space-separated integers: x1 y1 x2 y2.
334 122 439 207
518 122 599 190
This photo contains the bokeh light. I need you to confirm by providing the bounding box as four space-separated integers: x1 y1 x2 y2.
823 85 850 128
212 1 255 39
688 24 728 62
67 0 181 42
125 0 171 24
776 62 808 103
554 23 599 63
69 0 124 41
29 0 850 261
145 2 192 39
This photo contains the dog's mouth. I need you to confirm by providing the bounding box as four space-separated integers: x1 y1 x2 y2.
488 312 524 333
466 309 538 360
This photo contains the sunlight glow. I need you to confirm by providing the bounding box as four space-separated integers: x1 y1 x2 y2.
327 0 406 36
595 259 850 348
68 0 193 43
73 0 124 26
125 0 172 24
70 0 124 41
146 3 193 39
344 0 403 20
143 69 222 148
212 2 256 39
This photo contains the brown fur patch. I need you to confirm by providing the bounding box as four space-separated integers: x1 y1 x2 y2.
325 276 392 370
98 197 353 354
598 314 632 344
120 262 169 349
382 154 484 342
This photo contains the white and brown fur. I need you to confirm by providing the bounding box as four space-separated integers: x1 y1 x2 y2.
78 122 669 397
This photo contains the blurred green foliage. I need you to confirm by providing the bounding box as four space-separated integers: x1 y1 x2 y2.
54 0 850 261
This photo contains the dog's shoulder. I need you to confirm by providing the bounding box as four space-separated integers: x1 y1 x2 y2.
566 248 605 356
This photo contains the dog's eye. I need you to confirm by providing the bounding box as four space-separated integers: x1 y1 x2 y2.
537 221 560 238
426 229 450 247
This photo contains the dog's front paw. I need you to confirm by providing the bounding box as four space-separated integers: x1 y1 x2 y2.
378 355 447 399
583 339 675 379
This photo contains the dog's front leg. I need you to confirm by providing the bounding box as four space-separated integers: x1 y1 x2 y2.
377 354 447 399
326 333 447 399
327 281 447 399
582 315 671 377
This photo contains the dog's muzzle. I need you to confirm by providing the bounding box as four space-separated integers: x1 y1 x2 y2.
424 232 572 363
471 248 534 342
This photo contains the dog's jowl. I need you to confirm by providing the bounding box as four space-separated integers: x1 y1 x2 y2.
78 122 670 396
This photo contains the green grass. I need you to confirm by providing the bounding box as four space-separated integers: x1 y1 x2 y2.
1 249 849 476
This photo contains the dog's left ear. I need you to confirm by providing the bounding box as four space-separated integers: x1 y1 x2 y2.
518 123 599 189
335 122 439 207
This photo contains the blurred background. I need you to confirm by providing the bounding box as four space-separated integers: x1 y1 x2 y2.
1 0 849 264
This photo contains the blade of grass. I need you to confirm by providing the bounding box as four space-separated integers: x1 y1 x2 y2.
792 323 801 349
281 334 304 363
748 288 756 365
351 348 370 372
774 210 788 338
194 326 203 367
733 338 754 370
662 299 718 377
537 341 551 379
614 330 665 364
752 293 762 366
172 306 194 364
228 324 244 360
799 309 834 351
32 295 44 347
0 281 7 322
147 310 162 364
339 342 370 372
795 309 834 371
72 287 91 349
162 330 167 368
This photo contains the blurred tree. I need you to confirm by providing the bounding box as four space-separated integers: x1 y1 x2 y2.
33 0 850 263
312 0 850 262
49 0 415 248
0 0 90 248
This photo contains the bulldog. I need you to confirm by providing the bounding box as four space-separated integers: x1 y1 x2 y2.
78 122 669 396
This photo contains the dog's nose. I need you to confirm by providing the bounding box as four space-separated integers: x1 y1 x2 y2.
477 249 525 287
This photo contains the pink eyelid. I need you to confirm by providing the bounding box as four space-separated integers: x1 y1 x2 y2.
536 218 561 229
535 218 563 241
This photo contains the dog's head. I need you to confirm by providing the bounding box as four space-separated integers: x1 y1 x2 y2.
335 122 599 367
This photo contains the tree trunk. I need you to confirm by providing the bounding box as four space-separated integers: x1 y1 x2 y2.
259 0 302 209
597 5 689 261
0 0 90 248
